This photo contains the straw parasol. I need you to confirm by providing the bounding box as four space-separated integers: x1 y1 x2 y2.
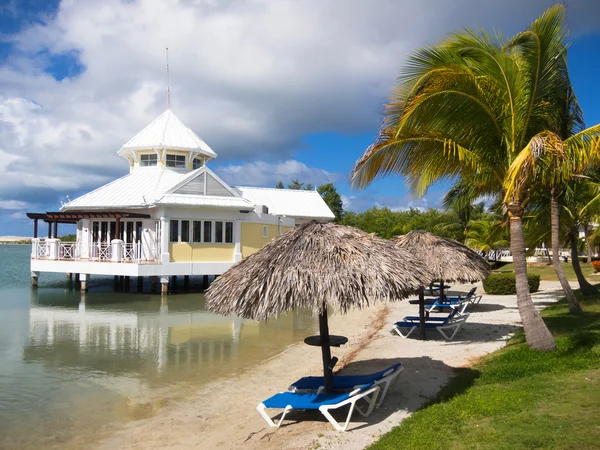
206 221 433 392
393 231 491 339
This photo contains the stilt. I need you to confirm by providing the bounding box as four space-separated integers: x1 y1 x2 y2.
31 271 39 288
66 272 73 281
80 274 89 292
137 276 144 293
160 276 169 296
150 276 158 293
75 273 80 282
184 275 189 290
202 275 209 290
124 276 130 292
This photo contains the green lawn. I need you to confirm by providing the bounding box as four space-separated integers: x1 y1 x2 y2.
494 261 598 282
369 291 600 450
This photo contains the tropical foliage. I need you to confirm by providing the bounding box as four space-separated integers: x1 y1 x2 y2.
350 5 600 350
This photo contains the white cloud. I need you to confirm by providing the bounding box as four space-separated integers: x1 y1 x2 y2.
216 160 340 187
8 212 27 220
1 0 598 210
0 200 28 210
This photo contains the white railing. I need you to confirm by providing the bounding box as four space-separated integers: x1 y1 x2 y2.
32 240 159 263
59 243 77 260
34 241 49 259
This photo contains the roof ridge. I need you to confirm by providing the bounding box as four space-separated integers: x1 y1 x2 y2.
234 185 320 193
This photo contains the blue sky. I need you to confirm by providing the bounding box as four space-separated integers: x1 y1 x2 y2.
0 0 599 236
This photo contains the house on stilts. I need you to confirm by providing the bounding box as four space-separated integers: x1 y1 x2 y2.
27 109 334 293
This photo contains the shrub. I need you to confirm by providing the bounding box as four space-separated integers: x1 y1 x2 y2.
592 261 600 273
483 273 540 295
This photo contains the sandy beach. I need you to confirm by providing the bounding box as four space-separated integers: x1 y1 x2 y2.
91 281 568 450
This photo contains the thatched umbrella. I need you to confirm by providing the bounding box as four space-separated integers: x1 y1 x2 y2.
206 221 433 393
393 231 491 340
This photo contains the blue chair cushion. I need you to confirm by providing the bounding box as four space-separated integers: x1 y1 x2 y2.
262 382 375 409
289 363 401 391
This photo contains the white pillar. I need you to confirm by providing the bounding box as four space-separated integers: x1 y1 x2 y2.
234 220 242 262
160 217 170 263
47 238 60 260
80 219 90 259
111 239 124 262
31 238 40 259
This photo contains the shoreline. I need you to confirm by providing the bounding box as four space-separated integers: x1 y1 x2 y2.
85 281 569 450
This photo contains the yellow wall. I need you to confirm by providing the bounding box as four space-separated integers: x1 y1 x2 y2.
241 223 290 258
169 243 235 262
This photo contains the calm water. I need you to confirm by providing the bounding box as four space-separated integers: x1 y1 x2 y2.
0 245 315 449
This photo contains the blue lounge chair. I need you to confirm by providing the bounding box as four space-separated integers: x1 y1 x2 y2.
288 363 403 406
424 287 477 306
257 382 380 431
391 309 470 341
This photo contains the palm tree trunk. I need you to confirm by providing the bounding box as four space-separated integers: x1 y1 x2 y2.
508 201 555 351
550 189 582 314
584 223 594 264
569 226 598 297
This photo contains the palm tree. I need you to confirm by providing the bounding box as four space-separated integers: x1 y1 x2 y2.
352 5 585 350
465 218 509 267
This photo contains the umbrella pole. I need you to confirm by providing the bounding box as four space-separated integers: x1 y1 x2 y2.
440 279 445 302
419 287 426 340
319 304 334 393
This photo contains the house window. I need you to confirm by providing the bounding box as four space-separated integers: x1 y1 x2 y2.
225 222 233 243
193 221 202 243
192 157 204 170
181 220 190 243
215 221 224 243
140 154 157 167
170 220 179 243
203 221 212 243
262 225 268 238
166 154 186 168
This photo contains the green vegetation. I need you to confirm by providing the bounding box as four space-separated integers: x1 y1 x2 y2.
59 234 77 242
340 207 470 240
497 262 596 283
483 273 540 295
369 292 600 450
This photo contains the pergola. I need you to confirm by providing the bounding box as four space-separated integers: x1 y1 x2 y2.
26 211 152 239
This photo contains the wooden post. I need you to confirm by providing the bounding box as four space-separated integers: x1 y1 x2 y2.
150 276 158 293
202 275 209 290
137 276 143 293
319 304 334 393
47 222 51 238
116 219 120 239
66 273 72 281
160 276 169 295
53 220 58 239
31 271 39 288
419 287 426 340
33 219 38 239
184 275 189 290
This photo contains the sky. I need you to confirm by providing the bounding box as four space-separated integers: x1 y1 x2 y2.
0 0 599 236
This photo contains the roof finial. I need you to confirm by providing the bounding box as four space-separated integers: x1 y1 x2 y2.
166 47 171 109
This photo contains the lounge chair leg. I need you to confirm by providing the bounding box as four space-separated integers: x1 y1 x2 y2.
391 325 417 339
257 403 292 428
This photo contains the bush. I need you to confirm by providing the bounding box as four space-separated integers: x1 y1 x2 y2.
483 273 540 295
592 261 600 273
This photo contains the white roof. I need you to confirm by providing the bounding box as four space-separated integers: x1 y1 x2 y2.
118 109 217 159
158 194 254 209
235 187 335 220
63 170 185 210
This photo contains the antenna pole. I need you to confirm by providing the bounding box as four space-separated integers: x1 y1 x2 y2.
166 47 171 109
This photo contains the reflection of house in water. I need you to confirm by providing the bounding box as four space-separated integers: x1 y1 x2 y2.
24 292 313 383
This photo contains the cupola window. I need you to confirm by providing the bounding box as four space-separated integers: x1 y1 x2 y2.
166 154 186 168
140 154 157 167
192 157 204 170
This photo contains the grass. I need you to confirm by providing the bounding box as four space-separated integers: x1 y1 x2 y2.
494 261 597 282
368 290 600 450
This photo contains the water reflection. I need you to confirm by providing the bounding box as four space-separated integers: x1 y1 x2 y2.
26 288 315 387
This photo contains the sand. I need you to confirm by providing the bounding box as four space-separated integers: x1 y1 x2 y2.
95 281 569 450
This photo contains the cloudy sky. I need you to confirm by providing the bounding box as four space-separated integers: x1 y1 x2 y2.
1 0 599 235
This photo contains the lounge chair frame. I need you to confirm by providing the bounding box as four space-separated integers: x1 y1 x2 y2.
288 364 403 407
391 313 470 341
257 384 380 432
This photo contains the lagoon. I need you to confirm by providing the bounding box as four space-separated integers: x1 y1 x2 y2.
0 245 315 449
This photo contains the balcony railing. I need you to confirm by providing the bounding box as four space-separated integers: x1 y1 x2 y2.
31 240 159 263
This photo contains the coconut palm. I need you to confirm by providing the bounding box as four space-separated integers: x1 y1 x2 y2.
351 5 587 350
465 218 509 267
